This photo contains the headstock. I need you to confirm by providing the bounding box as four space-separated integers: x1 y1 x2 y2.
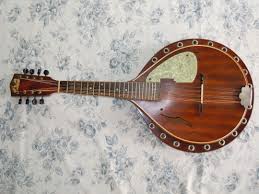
10 68 58 104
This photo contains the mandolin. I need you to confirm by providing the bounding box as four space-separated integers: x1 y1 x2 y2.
10 39 254 153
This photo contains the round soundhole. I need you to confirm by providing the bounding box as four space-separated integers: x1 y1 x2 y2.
188 145 195 151
177 42 183 47
208 41 214 46
149 123 155 129
192 40 198 45
242 118 247 124
163 47 170 53
234 56 240 62
151 57 158 63
160 133 166 139
204 144 211 151
219 139 225 146
232 131 238 137
173 141 180 147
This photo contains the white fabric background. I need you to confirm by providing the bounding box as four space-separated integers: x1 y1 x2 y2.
0 0 259 194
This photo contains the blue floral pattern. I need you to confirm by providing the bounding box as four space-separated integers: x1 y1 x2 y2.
0 0 259 194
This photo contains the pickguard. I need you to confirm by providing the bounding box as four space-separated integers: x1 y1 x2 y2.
146 52 197 82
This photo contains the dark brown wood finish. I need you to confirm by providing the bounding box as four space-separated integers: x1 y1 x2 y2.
10 39 254 153
132 39 254 152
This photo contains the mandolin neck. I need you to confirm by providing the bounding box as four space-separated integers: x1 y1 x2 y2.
59 81 160 101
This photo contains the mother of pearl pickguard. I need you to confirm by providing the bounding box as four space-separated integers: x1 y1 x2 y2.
146 52 197 83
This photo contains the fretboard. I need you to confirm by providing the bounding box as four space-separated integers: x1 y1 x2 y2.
59 81 160 101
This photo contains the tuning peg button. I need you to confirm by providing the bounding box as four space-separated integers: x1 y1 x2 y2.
37 69 41 76
25 98 29 104
39 98 44 104
30 69 35 75
43 70 49 76
23 68 29 74
32 98 37 105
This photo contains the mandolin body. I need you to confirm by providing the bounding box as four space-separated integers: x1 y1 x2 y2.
131 39 254 152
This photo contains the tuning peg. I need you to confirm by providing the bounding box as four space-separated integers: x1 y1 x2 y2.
43 70 49 76
18 98 22 104
39 97 44 104
37 69 41 76
32 98 37 105
23 68 29 74
25 98 29 104
30 69 35 75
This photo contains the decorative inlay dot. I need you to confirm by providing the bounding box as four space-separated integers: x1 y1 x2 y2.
149 123 155 129
234 56 240 62
160 133 166 139
222 47 228 52
163 47 170 53
208 41 214 46
177 42 183 47
232 131 238 137
151 57 158 63
173 141 180 147
125 89 128 92
116 88 119 91
243 69 248 75
204 144 211 151
188 145 195 151
38 91 42 94
219 139 225 146
89 87 92 89
192 40 198 45
247 105 253 110
242 118 247 124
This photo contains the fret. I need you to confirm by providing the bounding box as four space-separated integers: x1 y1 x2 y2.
104 82 105 96
138 82 140 99
93 82 95 96
114 82 116 97
73 81 76 94
123 82 125 98
134 82 137 99
66 81 68 93
147 82 150 100
127 82 130 99
80 81 82 94
98 82 100 95
118 82 121 97
151 82 154 100
142 82 145 99
109 82 111 96
131 82 134 98
86 82 88 95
